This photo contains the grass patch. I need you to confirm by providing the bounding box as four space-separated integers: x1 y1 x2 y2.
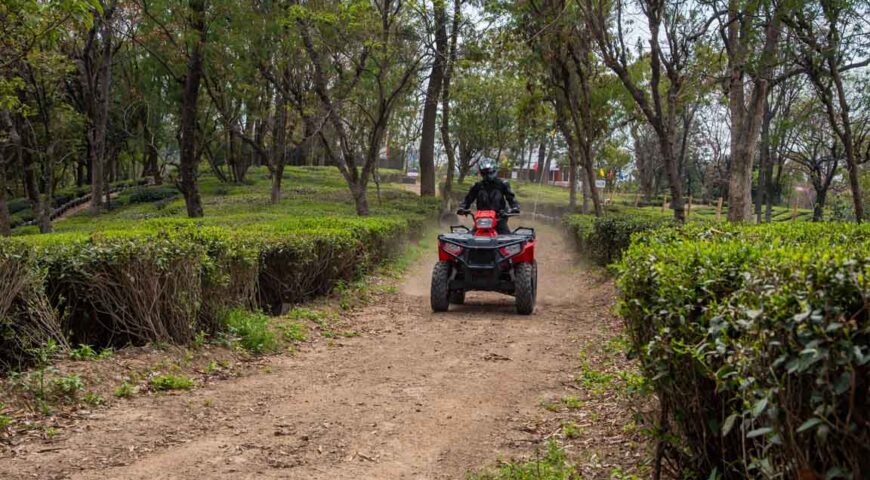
221 309 279 354
468 440 580 479
150 374 194 391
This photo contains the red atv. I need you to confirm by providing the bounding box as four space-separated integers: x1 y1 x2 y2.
431 209 537 314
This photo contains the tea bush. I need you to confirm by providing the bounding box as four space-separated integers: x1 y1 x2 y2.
0 167 438 369
564 209 673 265
0 244 68 370
616 222 870 478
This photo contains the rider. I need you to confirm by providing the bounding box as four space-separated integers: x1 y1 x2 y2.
457 159 520 235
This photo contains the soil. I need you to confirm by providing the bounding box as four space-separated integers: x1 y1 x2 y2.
0 219 648 479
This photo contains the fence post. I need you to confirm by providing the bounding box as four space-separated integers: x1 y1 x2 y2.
634 192 640 207
686 196 692 219
716 197 723 222
662 194 668 213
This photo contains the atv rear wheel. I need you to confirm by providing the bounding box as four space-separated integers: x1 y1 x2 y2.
515 261 537 315
449 290 465 305
431 261 451 312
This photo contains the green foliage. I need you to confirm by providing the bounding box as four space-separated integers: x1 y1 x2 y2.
82 391 105 406
114 381 135 398
564 209 673 265
221 309 278 354
0 402 11 429
279 321 308 342
468 441 580 480
0 167 435 371
616 222 870 478
52 374 84 401
124 185 180 205
150 374 194 391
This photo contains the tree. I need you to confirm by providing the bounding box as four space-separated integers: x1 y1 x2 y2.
786 0 869 222
131 0 214 217
582 0 714 222
439 0 463 211
296 1 421 216
789 102 840 221
418 0 448 198
711 0 789 222
71 1 119 212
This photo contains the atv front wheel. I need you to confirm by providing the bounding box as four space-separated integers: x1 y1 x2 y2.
431 261 452 312
449 290 465 305
515 261 537 315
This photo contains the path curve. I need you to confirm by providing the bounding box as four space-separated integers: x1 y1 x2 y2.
0 219 633 479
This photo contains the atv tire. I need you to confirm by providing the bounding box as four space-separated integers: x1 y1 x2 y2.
431 261 451 312
449 290 465 305
515 261 537 315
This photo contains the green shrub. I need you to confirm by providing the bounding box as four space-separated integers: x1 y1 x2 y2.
114 381 135 398
0 243 67 371
564 210 673 265
34 231 207 346
468 441 579 479
150 374 194 391
616 222 870 478
125 185 180 205
221 308 278 354
1 167 435 368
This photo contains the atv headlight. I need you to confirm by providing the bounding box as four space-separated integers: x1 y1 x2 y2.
442 242 463 256
475 218 493 229
500 244 522 257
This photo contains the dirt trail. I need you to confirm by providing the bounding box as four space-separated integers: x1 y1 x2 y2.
1 219 635 479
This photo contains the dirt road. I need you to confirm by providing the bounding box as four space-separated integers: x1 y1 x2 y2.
1 219 642 479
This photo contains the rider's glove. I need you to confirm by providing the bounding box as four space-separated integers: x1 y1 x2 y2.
456 208 469 215
510 207 520 214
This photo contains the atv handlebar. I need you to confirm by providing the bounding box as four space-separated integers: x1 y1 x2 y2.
456 208 520 217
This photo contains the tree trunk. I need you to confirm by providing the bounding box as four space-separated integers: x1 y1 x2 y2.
439 0 459 212
22 152 51 233
418 1 448 198
271 163 285 205
813 187 826 222
351 182 369 216
88 7 113 213
142 122 161 184
535 140 546 184
270 97 288 204
178 0 207 218
829 68 864 222
725 2 782 223
0 161 10 236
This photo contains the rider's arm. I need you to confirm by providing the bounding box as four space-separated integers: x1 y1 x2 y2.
460 182 480 210
502 181 520 211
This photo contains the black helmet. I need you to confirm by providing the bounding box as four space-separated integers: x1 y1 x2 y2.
478 159 498 181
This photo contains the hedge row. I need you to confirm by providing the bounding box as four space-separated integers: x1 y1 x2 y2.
616 222 870 479
564 211 673 265
0 215 422 371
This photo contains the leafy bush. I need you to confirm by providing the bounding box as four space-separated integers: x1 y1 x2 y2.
0 167 436 370
125 185 180 205
220 308 278 354
564 210 673 265
0 244 67 370
616 222 870 478
468 441 580 479
150 374 194 391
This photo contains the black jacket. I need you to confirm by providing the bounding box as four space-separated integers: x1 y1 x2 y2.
460 177 520 212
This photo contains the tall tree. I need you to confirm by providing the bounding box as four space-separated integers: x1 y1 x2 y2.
74 1 118 212
715 0 788 222
296 0 421 216
419 0 448 198
582 0 713 222
439 0 462 210
786 0 869 222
